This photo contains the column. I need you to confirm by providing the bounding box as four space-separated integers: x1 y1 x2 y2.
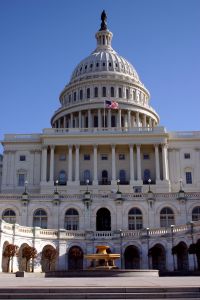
108 109 111 128
136 112 140 127
98 109 102 128
70 113 73 128
136 144 142 181
162 144 169 181
111 145 116 183
78 111 82 128
118 109 121 128
41 146 47 183
195 149 200 185
128 111 131 128
50 146 55 183
93 145 98 185
129 144 135 182
75 145 80 183
149 118 152 128
143 114 147 127
88 110 91 128
154 144 160 181
68 145 73 183
2 151 8 187
63 116 66 128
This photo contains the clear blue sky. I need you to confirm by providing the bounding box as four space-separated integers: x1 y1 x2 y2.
0 0 200 153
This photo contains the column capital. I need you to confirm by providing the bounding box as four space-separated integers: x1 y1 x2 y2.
75 144 80 149
154 143 160 148
50 145 55 150
93 144 98 149
42 145 48 150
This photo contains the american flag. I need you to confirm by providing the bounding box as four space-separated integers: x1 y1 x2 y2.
105 100 119 109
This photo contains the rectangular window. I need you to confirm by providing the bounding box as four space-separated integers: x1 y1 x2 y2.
119 154 125 160
19 155 26 161
59 154 66 161
143 154 150 160
118 87 122 98
18 174 25 186
186 172 192 184
101 154 108 160
84 154 90 160
184 153 190 159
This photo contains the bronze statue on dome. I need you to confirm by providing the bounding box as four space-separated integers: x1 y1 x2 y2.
100 10 107 31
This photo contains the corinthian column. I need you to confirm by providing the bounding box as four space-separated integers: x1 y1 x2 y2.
162 144 169 181
93 145 98 185
154 144 160 181
41 146 48 183
136 144 142 181
50 145 55 183
68 145 73 183
75 145 80 183
111 145 116 184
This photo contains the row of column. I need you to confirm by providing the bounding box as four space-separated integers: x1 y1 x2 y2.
41 144 169 184
54 110 156 129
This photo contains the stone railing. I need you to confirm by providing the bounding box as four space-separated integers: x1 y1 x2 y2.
169 131 200 138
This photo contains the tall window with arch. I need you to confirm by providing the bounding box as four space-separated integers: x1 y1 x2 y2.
143 169 151 184
94 87 98 97
64 208 79 230
83 170 91 182
33 209 47 229
102 170 108 184
110 87 115 97
2 209 16 224
192 206 200 221
102 87 106 97
160 207 174 227
58 170 67 185
119 169 126 184
128 208 143 230
87 88 90 99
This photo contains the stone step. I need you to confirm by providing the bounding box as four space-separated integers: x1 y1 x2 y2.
0 287 200 299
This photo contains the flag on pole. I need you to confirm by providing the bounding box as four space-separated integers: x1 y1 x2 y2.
105 100 119 109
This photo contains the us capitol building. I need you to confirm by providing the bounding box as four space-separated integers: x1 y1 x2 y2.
0 12 200 273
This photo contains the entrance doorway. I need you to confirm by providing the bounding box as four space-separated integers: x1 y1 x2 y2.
96 208 111 231
124 245 140 269
68 246 83 270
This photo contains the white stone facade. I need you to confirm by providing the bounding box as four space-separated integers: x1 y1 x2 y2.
0 13 200 272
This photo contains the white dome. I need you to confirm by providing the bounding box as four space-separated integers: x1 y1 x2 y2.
70 29 140 84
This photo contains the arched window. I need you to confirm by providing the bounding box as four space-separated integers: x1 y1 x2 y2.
94 87 98 97
2 209 16 224
126 88 129 99
143 169 151 184
87 88 90 99
192 206 200 221
33 209 47 229
79 90 83 100
73 92 76 101
102 170 108 184
119 170 126 183
58 170 66 185
128 208 143 230
96 208 111 231
102 87 106 97
118 87 122 98
160 207 174 227
110 87 114 97
83 170 91 182
64 208 79 230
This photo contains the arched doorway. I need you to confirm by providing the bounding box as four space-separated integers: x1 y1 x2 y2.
41 245 57 272
18 243 30 272
68 246 83 270
149 244 166 271
96 208 111 231
1 242 9 272
196 239 200 270
124 245 140 269
175 242 189 271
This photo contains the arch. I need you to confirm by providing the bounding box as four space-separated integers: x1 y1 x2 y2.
64 208 79 230
68 246 83 270
174 241 189 271
2 209 16 224
101 170 108 184
149 243 166 271
124 245 140 269
128 208 143 230
18 243 30 272
192 206 200 221
41 244 57 272
1 241 9 272
160 207 175 227
58 170 67 185
33 209 47 229
96 208 111 231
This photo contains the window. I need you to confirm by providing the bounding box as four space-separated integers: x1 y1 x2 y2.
101 154 108 160
84 154 90 160
111 115 116 127
33 209 47 229
2 209 16 224
58 170 66 185
143 154 150 160
64 208 79 230
94 116 98 127
192 206 200 221
118 87 122 98
94 87 98 97
128 208 143 230
83 170 91 182
160 207 174 227
119 169 126 183
110 87 114 97
119 154 125 160
143 169 151 183
18 174 25 186
184 153 190 159
20 155 26 161
59 154 66 161
186 172 192 184
79 90 83 100
102 170 108 184
69 95 71 103
73 92 76 101
102 87 106 97
87 88 90 99
126 89 129 99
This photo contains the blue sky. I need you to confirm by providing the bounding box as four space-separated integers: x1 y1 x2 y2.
0 0 200 153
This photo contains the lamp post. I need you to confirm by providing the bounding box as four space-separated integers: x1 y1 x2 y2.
146 227 150 269
55 180 59 193
190 221 196 270
24 180 28 194
117 179 120 192
86 179 89 192
119 229 123 269
148 178 151 192
171 224 175 271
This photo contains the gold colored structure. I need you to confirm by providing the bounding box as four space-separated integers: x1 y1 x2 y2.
84 245 120 270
